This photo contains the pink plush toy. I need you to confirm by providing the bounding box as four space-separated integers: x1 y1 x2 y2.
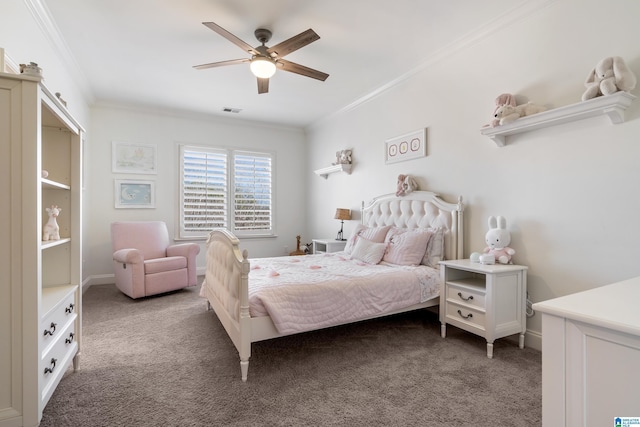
396 174 418 197
485 93 516 127
483 216 515 264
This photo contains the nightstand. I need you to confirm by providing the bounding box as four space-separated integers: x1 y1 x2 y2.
439 259 528 358
312 238 347 254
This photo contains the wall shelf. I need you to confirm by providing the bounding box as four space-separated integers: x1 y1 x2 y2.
481 92 636 146
314 163 352 179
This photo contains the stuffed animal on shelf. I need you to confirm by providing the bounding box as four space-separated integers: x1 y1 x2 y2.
494 102 547 126
485 93 517 128
43 205 61 241
395 174 418 197
483 216 515 264
582 56 637 101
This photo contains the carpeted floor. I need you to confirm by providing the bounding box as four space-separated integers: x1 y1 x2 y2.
40 283 541 427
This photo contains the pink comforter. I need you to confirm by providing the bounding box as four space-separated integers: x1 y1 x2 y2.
248 252 440 335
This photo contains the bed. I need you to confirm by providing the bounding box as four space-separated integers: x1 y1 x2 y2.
201 190 464 381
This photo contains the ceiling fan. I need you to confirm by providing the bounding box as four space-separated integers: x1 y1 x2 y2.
193 22 329 94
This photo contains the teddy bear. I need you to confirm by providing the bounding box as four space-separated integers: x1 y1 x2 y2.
494 102 547 126
484 93 517 127
581 56 637 101
483 216 515 265
395 174 418 197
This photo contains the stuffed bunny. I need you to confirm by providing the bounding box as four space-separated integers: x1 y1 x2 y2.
483 216 515 264
396 174 418 197
485 93 516 128
582 56 637 101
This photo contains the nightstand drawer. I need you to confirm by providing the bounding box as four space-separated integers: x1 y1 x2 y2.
446 283 486 310
445 302 486 332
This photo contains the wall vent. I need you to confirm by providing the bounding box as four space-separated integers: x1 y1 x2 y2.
222 107 242 113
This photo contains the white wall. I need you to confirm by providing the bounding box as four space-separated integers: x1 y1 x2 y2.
1 0 92 280
306 0 640 345
88 106 308 279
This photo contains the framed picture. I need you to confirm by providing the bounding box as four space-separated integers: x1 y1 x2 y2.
112 141 157 174
114 179 155 209
384 128 427 164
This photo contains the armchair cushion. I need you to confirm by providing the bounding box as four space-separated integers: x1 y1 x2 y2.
144 256 187 274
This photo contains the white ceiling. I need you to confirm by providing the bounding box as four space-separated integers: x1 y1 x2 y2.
43 0 522 128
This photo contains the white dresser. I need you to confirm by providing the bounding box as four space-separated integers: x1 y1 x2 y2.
534 276 640 427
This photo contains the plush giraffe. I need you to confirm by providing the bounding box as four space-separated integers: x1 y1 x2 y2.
43 205 61 241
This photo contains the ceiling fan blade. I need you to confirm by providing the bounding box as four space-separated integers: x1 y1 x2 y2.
257 77 269 94
267 29 319 58
277 59 329 81
193 58 250 70
202 22 259 55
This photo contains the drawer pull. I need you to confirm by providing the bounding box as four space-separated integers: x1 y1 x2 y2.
457 292 474 302
65 303 75 313
457 310 473 320
43 322 57 336
65 332 75 344
44 358 57 375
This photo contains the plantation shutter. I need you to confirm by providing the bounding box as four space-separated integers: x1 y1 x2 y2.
233 151 273 234
180 146 228 237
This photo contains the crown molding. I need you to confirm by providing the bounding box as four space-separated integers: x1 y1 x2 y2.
23 0 95 104
309 0 558 131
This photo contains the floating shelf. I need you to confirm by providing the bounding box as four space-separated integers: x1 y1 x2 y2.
481 92 636 146
314 163 352 179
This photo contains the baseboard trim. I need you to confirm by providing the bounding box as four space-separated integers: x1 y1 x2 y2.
524 329 542 352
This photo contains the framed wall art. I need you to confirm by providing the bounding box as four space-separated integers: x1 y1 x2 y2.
112 141 157 174
384 128 427 164
114 179 155 209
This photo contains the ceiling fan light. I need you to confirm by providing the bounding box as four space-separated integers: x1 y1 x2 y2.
250 57 276 78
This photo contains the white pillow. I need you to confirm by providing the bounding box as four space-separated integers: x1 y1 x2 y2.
344 224 392 254
350 237 387 264
383 228 432 266
422 227 445 268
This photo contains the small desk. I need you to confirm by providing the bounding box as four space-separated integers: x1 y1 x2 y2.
312 238 347 254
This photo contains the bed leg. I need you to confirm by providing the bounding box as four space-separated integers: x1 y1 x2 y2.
206 301 212 311
240 359 249 382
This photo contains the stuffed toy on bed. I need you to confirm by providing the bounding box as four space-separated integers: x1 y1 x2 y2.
483 216 515 264
581 56 637 101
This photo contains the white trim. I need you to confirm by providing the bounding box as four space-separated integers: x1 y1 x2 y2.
309 0 558 130
23 0 95 103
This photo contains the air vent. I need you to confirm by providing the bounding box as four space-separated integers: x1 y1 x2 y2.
222 107 242 113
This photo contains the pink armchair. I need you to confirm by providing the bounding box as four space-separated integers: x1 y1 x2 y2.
111 221 200 299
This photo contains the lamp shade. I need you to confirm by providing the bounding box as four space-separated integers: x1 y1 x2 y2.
334 208 351 221
250 56 277 78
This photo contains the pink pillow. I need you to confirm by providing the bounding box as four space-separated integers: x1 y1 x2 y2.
350 237 387 264
383 228 432 266
344 224 392 254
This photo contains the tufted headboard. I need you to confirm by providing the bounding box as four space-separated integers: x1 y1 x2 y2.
361 191 464 261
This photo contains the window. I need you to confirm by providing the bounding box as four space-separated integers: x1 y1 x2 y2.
179 145 274 238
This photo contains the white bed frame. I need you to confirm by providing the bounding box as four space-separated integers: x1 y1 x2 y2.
202 191 464 381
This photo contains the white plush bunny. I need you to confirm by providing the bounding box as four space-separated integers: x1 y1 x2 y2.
483 216 515 264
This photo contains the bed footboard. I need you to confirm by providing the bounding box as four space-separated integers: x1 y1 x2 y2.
204 229 252 381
